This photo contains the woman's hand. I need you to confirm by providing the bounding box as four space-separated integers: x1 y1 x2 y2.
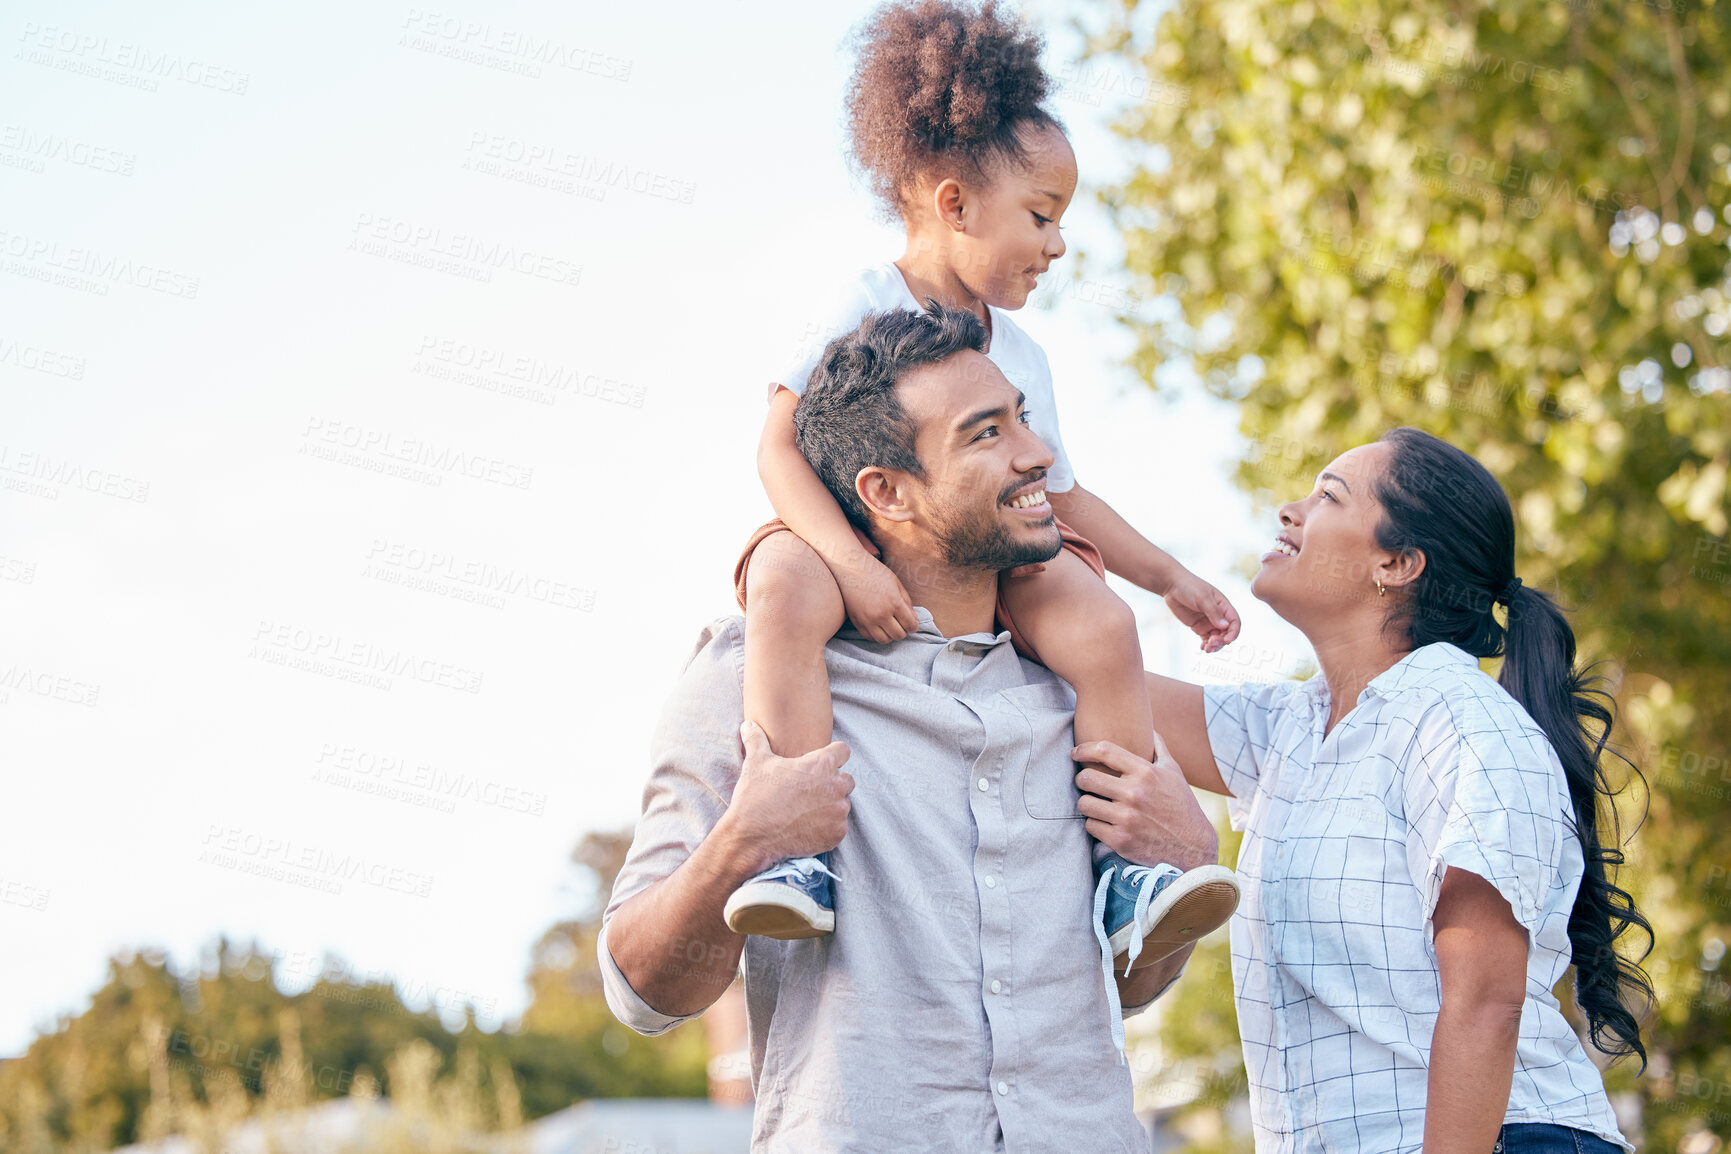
834 554 920 643
1164 571 1242 654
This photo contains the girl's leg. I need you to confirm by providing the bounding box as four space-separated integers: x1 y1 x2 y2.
1002 552 1238 985
728 530 848 940
1000 549 1154 763
742 530 846 758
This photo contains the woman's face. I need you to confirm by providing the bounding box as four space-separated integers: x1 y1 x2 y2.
1251 442 1397 622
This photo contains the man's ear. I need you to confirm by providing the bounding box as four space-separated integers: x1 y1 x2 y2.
1376 548 1426 593
856 467 916 524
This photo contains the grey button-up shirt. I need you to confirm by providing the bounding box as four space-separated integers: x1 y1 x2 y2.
599 610 1154 1154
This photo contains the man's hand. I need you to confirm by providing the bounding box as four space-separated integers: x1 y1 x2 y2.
1072 731 1219 871
834 554 920 644
720 722 855 874
1163 571 1241 654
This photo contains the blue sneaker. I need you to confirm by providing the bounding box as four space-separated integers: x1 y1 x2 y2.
1094 853 1239 975
723 856 838 939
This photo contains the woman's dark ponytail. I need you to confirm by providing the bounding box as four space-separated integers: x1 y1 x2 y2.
1374 427 1654 1068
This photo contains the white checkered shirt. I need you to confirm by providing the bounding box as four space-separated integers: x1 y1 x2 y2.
1203 642 1632 1152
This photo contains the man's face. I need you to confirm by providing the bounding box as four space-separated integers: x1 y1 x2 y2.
894 349 1062 571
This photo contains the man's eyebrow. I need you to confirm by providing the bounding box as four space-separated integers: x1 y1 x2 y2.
954 390 1028 435
1319 471 1353 495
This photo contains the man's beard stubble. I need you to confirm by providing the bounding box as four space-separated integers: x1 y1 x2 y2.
928 484 1064 572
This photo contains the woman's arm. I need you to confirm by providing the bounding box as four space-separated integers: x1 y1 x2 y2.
1143 672 1228 795
1423 867 1529 1154
1050 483 1240 650
758 387 918 640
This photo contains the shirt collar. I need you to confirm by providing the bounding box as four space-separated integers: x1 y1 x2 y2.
1362 641 1478 700
836 605 1011 649
1289 641 1476 718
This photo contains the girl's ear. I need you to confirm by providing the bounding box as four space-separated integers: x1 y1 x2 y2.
932 178 966 233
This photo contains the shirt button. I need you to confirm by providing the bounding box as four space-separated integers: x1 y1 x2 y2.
984 875 996 889
977 778 989 792
996 1081 1009 1096
990 979 1002 994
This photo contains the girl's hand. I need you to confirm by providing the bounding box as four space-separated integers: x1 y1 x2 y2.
836 555 920 643
1164 572 1241 653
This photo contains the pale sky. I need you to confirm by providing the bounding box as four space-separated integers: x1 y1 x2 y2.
0 0 1311 1054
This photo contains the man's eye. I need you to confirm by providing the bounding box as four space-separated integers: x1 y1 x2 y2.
974 426 998 441
1033 213 1051 225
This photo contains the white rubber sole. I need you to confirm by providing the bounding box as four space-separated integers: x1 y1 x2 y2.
723 881 835 939
1107 865 1241 972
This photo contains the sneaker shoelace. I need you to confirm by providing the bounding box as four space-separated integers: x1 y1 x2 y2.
1092 861 1182 1060
754 856 840 886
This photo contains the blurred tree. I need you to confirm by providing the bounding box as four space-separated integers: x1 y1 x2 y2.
0 830 704 1152
1080 0 1731 1147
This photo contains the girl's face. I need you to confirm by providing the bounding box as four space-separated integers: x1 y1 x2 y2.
1250 443 1401 626
943 125 1077 309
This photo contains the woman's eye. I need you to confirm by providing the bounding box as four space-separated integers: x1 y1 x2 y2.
1033 213 1051 225
1320 488 1336 502
1019 410 1032 424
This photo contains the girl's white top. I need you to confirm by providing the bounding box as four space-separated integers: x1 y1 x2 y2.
776 263 1076 493
1204 641 1633 1153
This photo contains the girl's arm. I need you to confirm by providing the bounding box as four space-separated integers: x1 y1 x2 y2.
1423 867 1529 1153
1142 672 1228 795
758 387 919 641
1050 483 1240 651
1049 482 1186 594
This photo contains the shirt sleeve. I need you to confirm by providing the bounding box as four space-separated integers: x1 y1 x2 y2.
1019 341 1076 494
773 277 878 397
1201 680 1302 830
1401 695 1566 944
598 618 748 1036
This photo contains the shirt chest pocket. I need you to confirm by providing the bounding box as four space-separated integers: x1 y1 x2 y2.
999 683 1083 821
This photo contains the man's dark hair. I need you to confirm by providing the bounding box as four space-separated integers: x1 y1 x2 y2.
793 301 987 532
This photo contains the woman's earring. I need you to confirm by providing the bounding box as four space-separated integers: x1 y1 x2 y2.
1377 580 1386 597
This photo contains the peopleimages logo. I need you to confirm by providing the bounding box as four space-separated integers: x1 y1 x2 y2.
300 417 534 491
249 620 485 695
347 212 582 288
0 228 200 298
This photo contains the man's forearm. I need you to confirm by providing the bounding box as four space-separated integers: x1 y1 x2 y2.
606 816 766 1020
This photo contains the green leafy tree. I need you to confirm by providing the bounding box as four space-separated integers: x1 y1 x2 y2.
1080 0 1731 1147
0 831 704 1152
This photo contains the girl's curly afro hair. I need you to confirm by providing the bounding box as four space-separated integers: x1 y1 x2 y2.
845 0 1064 220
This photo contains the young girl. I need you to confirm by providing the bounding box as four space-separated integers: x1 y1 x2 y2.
726 0 1241 982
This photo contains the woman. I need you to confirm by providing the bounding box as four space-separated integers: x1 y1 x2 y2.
1099 428 1651 1151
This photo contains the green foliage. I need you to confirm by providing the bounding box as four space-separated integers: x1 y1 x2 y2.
0 832 704 1152
1084 0 1731 1146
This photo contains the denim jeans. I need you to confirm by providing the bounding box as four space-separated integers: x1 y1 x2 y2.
1492 1123 1624 1153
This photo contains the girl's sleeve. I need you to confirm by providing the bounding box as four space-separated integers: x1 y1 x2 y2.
775 278 877 397
1200 680 1303 829
1021 341 1076 494
1402 696 1567 944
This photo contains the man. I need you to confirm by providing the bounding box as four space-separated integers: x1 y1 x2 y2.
600 303 1221 1152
